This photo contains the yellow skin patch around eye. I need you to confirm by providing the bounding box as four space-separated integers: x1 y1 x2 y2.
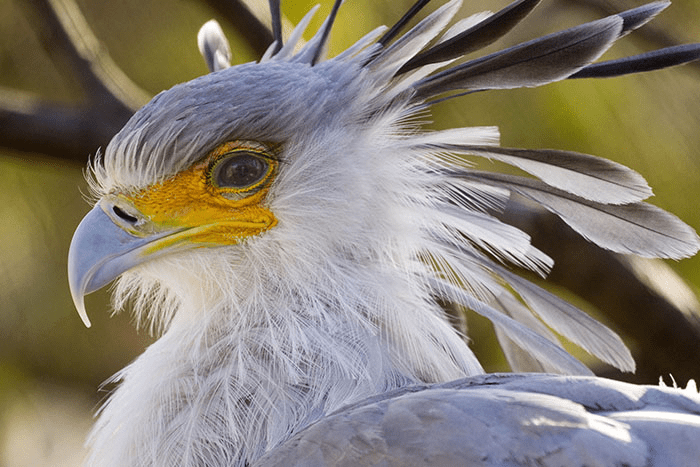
109 141 279 254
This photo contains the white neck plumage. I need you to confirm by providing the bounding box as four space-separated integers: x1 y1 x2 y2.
86 247 480 467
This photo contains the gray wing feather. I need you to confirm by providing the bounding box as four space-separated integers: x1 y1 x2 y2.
571 43 700 78
432 279 594 376
617 1 670 37
400 0 666 74
368 0 461 75
255 374 700 466
492 292 569 373
433 239 632 372
268 0 283 55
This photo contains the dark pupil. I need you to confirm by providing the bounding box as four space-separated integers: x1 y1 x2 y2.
216 153 268 188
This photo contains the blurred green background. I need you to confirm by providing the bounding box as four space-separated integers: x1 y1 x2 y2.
1 0 699 464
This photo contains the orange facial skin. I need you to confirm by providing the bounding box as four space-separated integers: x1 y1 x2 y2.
105 141 279 253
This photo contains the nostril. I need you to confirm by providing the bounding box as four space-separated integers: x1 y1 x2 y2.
113 205 139 224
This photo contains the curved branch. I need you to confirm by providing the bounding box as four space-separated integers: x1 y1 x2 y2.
0 88 131 162
20 0 149 110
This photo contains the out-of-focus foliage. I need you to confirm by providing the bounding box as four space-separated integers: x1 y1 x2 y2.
1 0 699 464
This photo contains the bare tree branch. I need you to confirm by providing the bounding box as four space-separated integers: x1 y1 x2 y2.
0 0 277 162
0 88 129 162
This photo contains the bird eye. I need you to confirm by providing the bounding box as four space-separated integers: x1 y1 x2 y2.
211 152 271 190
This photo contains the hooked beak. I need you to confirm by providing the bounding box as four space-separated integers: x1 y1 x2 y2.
67 204 171 327
67 193 276 327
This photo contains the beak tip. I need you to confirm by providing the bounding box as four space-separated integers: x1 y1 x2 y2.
77 303 92 328
70 285 92 328
68 258 92 328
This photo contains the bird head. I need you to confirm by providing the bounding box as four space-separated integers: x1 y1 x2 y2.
69 0 700 373
69 49 439 326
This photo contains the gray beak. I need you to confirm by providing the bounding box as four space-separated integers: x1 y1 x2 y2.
67 205 159 327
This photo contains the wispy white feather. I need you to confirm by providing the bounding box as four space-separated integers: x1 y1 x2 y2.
197 20 231 72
